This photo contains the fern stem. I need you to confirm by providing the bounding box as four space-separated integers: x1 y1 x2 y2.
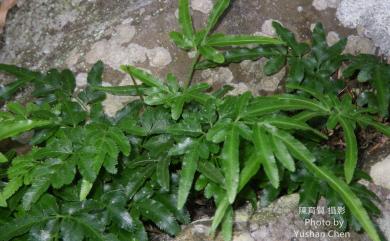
129 72 144 101
184 53 201 89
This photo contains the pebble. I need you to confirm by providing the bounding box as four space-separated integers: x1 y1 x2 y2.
370 154 390 190
75 73 88 88
326 31 340 46
261 19 279 37
343 35 376 55
201 67 234 85
312 0 340 11
191 0 213 14
147 47 172 68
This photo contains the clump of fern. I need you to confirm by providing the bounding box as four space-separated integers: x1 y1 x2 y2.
0 0 389 241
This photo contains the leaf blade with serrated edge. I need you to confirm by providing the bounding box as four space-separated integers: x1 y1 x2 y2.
195 47 267 69
90 85 145 96
204 0 230 38
87 61 104 85
0 216 53 241
243 95 328 118
120 65 167 90
177 149 199 209
22 177 51 210
199 46 225 63
221 124 239 203
270 135 295 172
264 116 327 139
0 177 23 207
372 65 390 117
157 156 171 191
62 216 108 241
210 153 261 235
169 31 193 49
198 161 225 185
265 125 315 164
109 127 131 156
221 206 233 241
264 55 286 75
337 116 358 183
253 124 279 188
0 152 7 163
80 179 93 201
206 34 285 47
137 199 181 236
0 119 52 141
178 0 194 41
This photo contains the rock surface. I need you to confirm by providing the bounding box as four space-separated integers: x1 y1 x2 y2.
191 0 213 14
336 0 390 56
370 154 390 190
308 0 390 56
343 35 376 55
0 0 364 114
312 0 341 11
326 31 340 46
171 194 371 241
147 47 172 68
260 19 278 37
1 0 390 240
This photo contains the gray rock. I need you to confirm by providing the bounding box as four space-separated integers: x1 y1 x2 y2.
228 83 250 96
312 0 340 11
147 47 172 68
258 70 284 92
326 31 340 46
75 72 88 88
233 233 255 241
343 35 376 55
87 40 140 67
201 67 234 85
312 0 329 11
171 194 370 241
65 47 81 70
191 0 213 14
336 0 390 56
101 81 136 117
310 23 317 32
361 144 390 240
261 19 279 37
0 0 154 69
370 154 390 190
239 58 284 94
378 204 390 240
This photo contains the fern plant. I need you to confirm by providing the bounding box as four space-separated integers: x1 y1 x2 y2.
0 0 389 241
197 21 390 118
